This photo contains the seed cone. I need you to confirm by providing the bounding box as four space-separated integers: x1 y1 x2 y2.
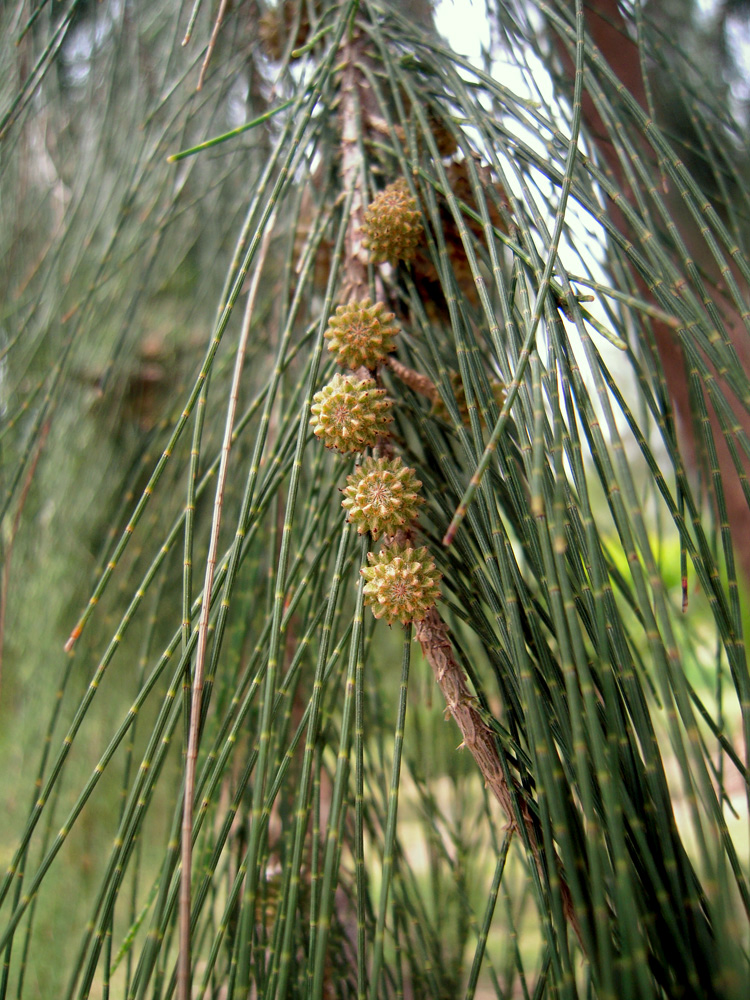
310 374 392 452
361 544 441 625
324 299 398 370
342 456 423 539
362 179 423 264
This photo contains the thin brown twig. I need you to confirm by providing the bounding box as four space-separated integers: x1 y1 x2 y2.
177 222 274 1000
196 0 229 91
413 605 580 939
415 608 519 816
383 526 528 832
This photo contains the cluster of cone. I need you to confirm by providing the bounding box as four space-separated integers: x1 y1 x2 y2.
309 181 440 626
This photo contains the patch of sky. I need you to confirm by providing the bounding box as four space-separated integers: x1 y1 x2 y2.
61 0 125 89
435 1 644 448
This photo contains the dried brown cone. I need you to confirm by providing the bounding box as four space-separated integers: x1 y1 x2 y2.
366 103 458 160
432 371 506 427
362 179 423 264
342 456 423 539
324 299 399 370
421 106 459 159
310 373 392 453
361 544 441 626
411 160 512 317
258 2 311 62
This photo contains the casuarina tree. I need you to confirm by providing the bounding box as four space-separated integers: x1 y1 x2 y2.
1 1 750 997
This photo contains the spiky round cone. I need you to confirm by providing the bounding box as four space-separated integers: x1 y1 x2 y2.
362 179 423 264
310 374 392 453
342 456 423 539
361 544 441 626
324 299 399 370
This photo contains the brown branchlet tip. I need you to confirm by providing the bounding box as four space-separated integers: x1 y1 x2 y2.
361 544 441 626
362 179 423 264
310 373 392 453
342 456 423 539
324 299 399 370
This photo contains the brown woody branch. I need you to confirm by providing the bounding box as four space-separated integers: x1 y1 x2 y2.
414 605 579 938
340 34 369 301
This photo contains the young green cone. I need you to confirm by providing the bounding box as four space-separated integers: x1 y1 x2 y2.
361 544 441 625
324 299 399 370
362 179 423 264
342 456 423 539
310 373 392 452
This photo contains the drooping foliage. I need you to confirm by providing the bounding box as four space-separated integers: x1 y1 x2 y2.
1 2 750 998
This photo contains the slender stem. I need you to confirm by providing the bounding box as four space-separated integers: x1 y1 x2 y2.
0 420 50 700
177 224 274 1000
368 624 411 1000
196 0 229 90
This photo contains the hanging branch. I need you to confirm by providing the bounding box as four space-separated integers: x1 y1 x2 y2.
332 7 581 946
